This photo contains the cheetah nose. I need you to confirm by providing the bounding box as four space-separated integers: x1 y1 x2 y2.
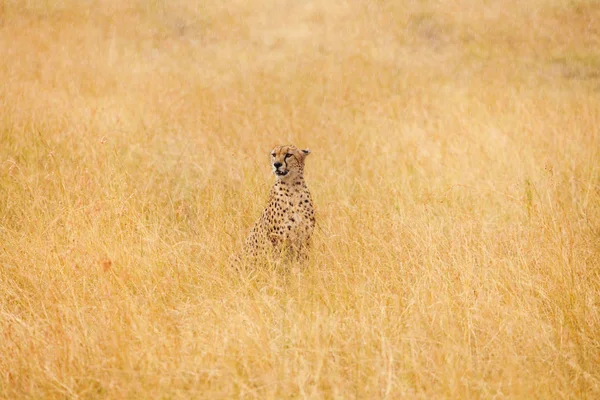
274 162 282 168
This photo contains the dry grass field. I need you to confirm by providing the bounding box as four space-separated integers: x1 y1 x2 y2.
1 0 599 398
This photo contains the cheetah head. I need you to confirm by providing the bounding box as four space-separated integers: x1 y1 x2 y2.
270 145 311 181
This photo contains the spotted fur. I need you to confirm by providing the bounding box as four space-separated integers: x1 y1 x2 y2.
243 145 315 263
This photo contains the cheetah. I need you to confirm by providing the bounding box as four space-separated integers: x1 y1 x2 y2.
243 144 315 264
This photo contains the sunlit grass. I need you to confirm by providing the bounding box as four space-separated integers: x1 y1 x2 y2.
1 0 599 398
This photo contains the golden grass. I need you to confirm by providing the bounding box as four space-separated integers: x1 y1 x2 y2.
1 0 599 398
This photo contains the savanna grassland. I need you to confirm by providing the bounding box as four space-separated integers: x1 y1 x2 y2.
1 0 599 398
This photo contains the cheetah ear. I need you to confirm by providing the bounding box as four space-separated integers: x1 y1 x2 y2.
302 149 311 156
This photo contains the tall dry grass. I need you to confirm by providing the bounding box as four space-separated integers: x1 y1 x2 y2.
1 0 599 398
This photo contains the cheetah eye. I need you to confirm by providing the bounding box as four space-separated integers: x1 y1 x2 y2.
285 153 292 159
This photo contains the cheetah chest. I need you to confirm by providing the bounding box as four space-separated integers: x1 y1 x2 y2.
265 187 314 244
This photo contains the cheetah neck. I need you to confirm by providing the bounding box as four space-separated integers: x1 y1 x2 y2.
275 175 307 188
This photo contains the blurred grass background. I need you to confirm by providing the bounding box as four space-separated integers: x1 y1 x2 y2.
0 0 599 398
